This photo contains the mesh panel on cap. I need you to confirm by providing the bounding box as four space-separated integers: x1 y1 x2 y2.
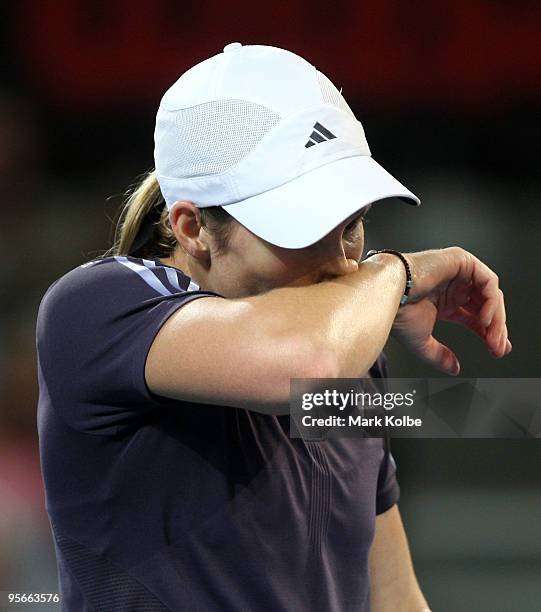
159 100 280 178
316 71 356 119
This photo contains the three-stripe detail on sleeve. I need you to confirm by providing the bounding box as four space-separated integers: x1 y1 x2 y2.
113 256 200 296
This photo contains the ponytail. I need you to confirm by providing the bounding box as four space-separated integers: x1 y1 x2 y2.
109 170 176 259
106 169 234 260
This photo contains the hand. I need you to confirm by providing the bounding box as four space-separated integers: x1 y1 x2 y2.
391 247 512 375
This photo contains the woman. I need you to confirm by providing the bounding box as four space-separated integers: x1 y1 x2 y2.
37 43 510 611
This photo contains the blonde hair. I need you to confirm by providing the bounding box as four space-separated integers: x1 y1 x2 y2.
107 170 233 259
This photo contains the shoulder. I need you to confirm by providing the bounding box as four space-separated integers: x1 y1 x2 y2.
36 255 219 345
39 255 206 316
36 256 221 426
40 256 198 306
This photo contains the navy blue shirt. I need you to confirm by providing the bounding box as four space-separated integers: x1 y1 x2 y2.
36 256 400 612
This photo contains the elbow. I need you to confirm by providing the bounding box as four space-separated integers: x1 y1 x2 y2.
283 335 377 382
293 337 340 380
265 336 340 408
234 324 340 416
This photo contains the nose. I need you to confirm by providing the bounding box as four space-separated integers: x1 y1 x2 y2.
312 227 359 281
316 254 358 280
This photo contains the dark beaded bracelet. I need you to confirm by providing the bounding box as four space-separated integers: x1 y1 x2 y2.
364 249 413 306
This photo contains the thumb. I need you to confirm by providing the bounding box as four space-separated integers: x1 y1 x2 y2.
417 336 461 376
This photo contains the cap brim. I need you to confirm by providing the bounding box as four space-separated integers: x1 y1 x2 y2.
223 156 420 249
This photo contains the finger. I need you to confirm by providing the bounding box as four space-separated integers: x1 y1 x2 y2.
496 289 510 355
416 335 460 376
466 287 484 311
479 283 501 328
448 302 510 359
453 276 495 327
496 318 509 357
460 284 506 328
443 306 487 342
453 280 474 307
466 255 502 327
485 290 508 357
443 274 473 301
492 324 510 358
437 278 473 318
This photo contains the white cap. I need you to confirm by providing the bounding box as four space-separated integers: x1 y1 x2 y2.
154 43 420 249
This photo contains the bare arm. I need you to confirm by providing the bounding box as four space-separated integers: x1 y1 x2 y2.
146 246 510 414
145 254 406 414
369 505 431 612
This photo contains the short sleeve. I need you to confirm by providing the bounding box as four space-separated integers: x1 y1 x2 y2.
36 256 221 435
375 430 400 514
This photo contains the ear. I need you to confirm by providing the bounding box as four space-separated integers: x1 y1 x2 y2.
169 201 210 263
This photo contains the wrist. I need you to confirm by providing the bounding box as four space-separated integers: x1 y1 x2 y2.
405 247 460 302
364 249 412 306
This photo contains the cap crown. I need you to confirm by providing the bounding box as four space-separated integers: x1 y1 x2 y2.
154 43 370 208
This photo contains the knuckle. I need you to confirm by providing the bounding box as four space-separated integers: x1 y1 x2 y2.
448 245 464 257
451 245 469 265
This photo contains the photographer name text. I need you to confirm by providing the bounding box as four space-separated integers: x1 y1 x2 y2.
301 414 422 427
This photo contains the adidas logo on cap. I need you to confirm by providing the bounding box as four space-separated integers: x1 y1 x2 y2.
305 122 337 148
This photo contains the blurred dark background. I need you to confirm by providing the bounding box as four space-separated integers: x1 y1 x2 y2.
0 1 539 610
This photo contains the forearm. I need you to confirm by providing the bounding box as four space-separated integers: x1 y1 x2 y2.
371 581 430 612
370 543 429 612
248 253 406 378
370 506 431 612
